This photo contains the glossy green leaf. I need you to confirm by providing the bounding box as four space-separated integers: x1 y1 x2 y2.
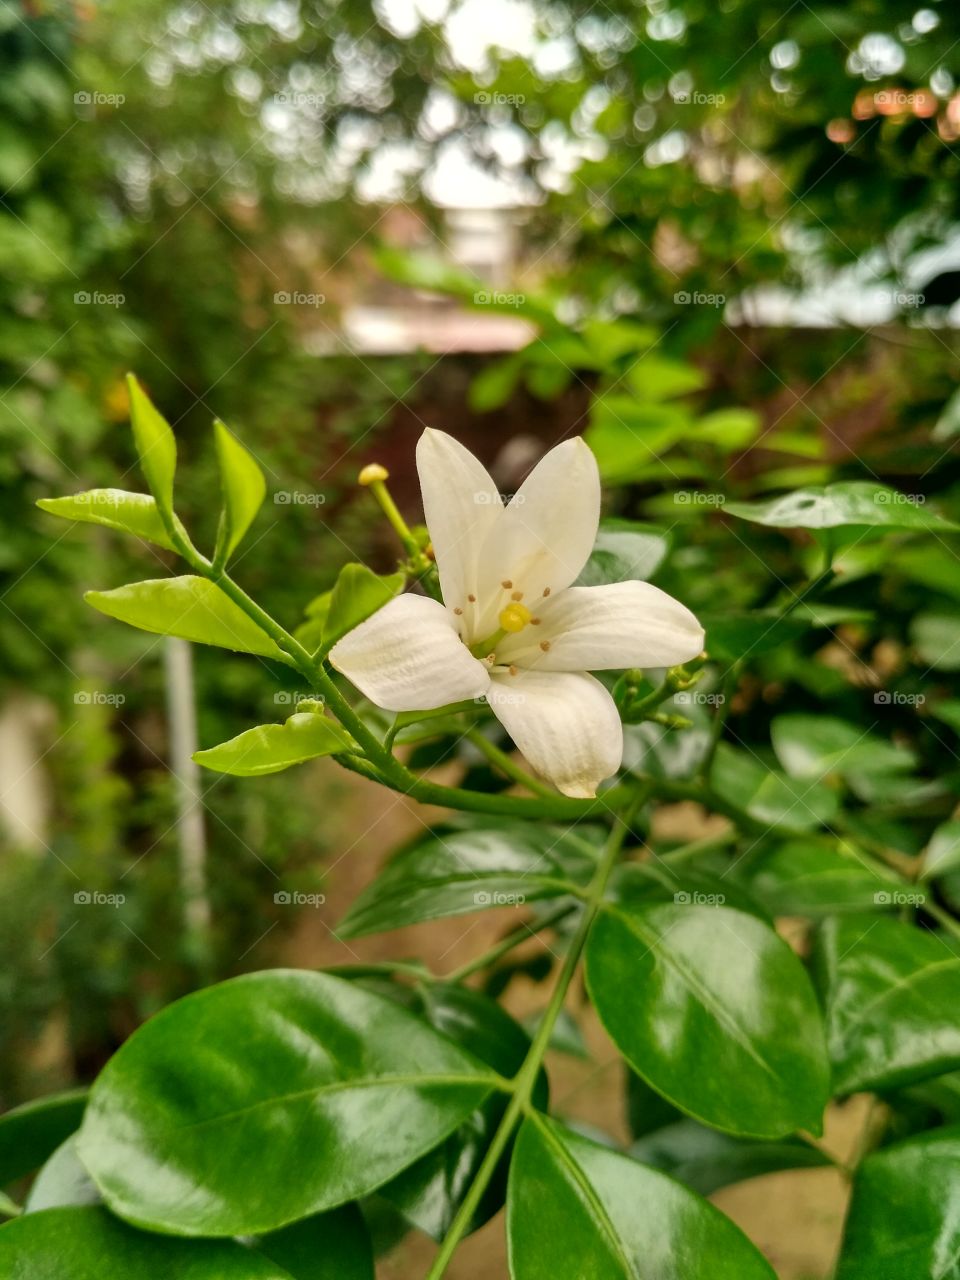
710 743 839 833
745 840 900 917
321 564 407 650
629 1119 831 1196
771 715 916 781
126 374 176 522
724 482 959 532
25 1137 99 1212
815 916 960 1093
77 970 501 1236
0 1206 292 1279
586 901 829 1137
338 822 594 938
0 1088 87 1187
378 983 547 1240
85 577 288 661
922 820 960 879
576 519 671 587
213 420 267 561
194 710 353 776
253 1206 374 1280
36 490 177 550
836 1128 960 1280
507 1115 776 1279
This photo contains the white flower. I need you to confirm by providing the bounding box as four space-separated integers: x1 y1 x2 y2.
330 430 704 798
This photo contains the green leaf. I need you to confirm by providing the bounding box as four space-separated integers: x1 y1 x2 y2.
629 1119 831 1196
922 820 960 879
625 354 707 401
745 840 900 917
695 407 761 450
85 577 288 661
911 612 960 671
25 1137 99 1212
213 420 267 562
836 1128 960 1279
321 564 407 651
194 710 353 776
815 916 960 1094
126 374 176 522
36 490 177 550
0 1088 87 1187
771 714 916 781
585 406 692 484
378 983 547 1240
0 1206 294 1278
700 612 809 662
724 482 959 532
507 1114 776 1279
253 1206 374 1280
77 970 502 1236
575 519 671 587
710 743 839 833
337 822 595 939
586 901 829 1137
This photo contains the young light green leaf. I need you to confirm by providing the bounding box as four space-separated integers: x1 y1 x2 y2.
0 1088 87 1187
85 577 288 661
36 491 176 550
194 710 353 776
77 970 502 1236
922 820 960 879
322 564 406 651
695 407 760 450
815 916 960 1094
836 1128 960 1279
213 419 267 562
337 822 595 939
0 1206 294 1279
586 902 830 1138
724 482 959 532
507 1115 776 1279
126 374 176 522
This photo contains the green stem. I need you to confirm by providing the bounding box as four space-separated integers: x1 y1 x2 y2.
444 902 579 984
463 725 558 799
367 477 421 557
423 802 639 1280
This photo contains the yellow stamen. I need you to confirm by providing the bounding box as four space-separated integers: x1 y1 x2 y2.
358 462 389 486
498 602 533 633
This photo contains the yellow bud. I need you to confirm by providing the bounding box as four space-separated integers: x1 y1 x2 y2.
358 463 389 486
498 602 533 633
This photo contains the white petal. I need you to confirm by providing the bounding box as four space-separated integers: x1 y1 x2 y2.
497 581 704 672
416 429 502 621
486 669 622 798
329 594 490 712
476 437 600 615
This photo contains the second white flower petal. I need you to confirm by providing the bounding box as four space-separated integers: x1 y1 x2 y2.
497 580 704 671
329 594 491 711
486 668 623 798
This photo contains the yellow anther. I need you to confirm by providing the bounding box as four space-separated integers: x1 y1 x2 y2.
499 602 533 633
358 462 389 486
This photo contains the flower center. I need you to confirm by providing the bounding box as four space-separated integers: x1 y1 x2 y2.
498 601 533 633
